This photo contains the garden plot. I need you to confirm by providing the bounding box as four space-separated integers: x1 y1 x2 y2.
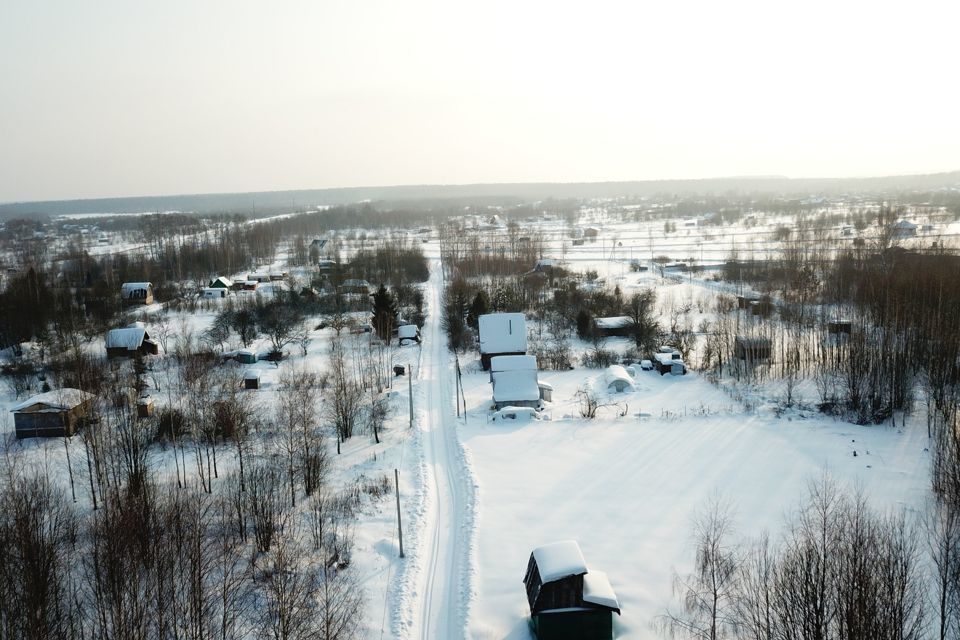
457 364 931 639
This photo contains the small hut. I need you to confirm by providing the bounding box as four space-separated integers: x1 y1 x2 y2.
522 540 620 640
242 280 258 291
11 389 96 439
594 316 632 338
137 397 155 419
652 347 686 375
106 325 160 359
538 381 554 403
121 282 154 304
208 276 233 289
235 349 258 365
243 370 261 390
201 287 228 299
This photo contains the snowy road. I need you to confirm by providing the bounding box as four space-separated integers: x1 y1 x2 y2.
410 258 474 640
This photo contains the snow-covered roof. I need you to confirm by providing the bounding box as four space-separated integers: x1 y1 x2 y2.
478 313 527 355
490 355 537 373
11 389 96 412
121 282 151 293
243 370 261 380
893 219 917 229
604 365 634 386
654 352 683 365
583 570 620 612
492 370 539 402
210 276 233 287
398 324 418 339
537 381 554 391
105 327 149 350
532 540 588 583
594 316 631 330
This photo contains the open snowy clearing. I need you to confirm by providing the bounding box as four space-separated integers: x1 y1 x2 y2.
458 367 931 639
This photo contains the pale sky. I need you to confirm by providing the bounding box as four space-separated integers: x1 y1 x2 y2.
1 0 958 202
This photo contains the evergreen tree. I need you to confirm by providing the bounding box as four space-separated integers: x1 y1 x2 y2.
466 290 490 330
371 284 398 341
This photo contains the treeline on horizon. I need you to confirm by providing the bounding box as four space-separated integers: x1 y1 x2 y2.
3 170 959 219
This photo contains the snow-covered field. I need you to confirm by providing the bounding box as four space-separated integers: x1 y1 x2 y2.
459 367 930 639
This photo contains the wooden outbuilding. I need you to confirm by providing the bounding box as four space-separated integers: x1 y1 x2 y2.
121 281 154 304
489 355 540 410
200 287 228 299
538 381 554 403
339 279 371 295
106 325 160 359
478 313 528 370
137 397 155 419
594 316 632 338
11 389 96 439
243 370 261 390
522 540 621 640
235 349 258 365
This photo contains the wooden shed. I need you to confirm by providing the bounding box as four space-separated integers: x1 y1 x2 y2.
734 336 772 362
538 381 554 403
137 397 155 419
243 370 261 390
594 316 632 338
235 349 258 365
121 281 154 304
106 325 160 359
478 313 528 370
522 540 620 640
11 389 96 439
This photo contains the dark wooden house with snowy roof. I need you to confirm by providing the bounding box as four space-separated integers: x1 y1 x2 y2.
522 540 620 640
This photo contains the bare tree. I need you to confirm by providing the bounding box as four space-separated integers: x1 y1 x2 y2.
657 497 739 640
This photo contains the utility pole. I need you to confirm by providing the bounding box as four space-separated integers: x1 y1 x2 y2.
455 355 461 417
408 364 414 429
394 468 404 558
457 358 467 424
